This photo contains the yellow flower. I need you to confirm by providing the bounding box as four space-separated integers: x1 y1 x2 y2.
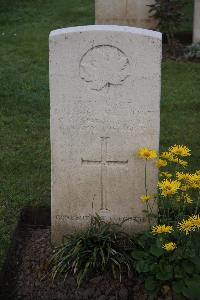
168 156 188 167
178 215 200 235
160 151 174 161
138 148 157 160
140 195 151 202
169 145 191 157
180 184 190 192
158 179 181 197
160 172 172 178
184 194 193 204
188 215 200 229
162 242 177 252
178 159 188 167
187 173 200 189
176 194 193 204
152 224 173 234
176 172 191 181
178 218 194 235
168 156 178 163
156 159 167 168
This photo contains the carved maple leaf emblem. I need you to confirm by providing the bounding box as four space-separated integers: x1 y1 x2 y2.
80 45 130 91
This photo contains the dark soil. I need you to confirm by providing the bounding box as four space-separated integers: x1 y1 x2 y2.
0 208 148 300
0 208 177 300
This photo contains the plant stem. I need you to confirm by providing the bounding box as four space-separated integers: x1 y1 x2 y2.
195 191 200 215
145 159 148 196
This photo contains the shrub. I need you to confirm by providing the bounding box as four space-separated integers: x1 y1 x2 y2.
148 0 186 52
48 215 134 286
184 43 200 60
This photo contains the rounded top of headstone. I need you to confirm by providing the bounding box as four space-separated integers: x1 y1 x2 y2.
49 25 162 40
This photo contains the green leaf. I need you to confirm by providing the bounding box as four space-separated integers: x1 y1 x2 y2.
131 250 147 260
150 244 164 257
172 280 186 295
190 256 200 272
135 260 150 273
156 271 172 281
174 265 185 279
145 276 157 292
182 260 194 274
183 277 200 299
159 259 172 274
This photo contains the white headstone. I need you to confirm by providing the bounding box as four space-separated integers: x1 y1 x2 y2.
193 0 200 43
50 25 162 243
95 0 157 29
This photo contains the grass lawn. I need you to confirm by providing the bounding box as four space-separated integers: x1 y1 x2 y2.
0 0 199 268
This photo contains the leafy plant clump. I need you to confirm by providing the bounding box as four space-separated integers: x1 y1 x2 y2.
148 0 186 53
132 230 200 299
134 145 200 299
184 43 200 60
49 215 134 286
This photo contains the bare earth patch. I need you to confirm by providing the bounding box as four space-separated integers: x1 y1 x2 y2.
1 225 147 300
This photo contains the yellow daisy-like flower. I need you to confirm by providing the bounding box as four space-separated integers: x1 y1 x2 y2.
176 194 193 204
178 219 194 235
140 195 151 202
183 194 193 204
152 224 173 235
169 145 191 157
162 242 177 252
168 156 178 163
176 172 200 189
188 215 200 229
160 172 172 178
180 184 190 192
178 159 188 167
160 151 174 161
158 179 181 197
176 172 191 181
156 159 167 168
168 156 188 167
187 173 200 189
137 148 157 160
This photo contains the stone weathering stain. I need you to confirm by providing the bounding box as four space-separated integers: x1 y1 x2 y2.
49 25 162 243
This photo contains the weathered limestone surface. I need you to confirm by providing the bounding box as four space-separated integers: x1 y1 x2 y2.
193 0 200 43
95 0 157 29
50 25 162 243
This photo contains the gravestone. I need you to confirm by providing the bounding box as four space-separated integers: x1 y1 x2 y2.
49 25 162 243
95 0 157 29
193 0 200 43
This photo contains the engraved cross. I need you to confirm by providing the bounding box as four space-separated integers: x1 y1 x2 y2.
81 137 128 211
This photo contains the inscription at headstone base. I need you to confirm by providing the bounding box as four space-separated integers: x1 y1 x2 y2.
49 25 162 244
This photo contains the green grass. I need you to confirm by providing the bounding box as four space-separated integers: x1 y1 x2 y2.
0 0 94 268
181 0 194 32
0 0 199 268
161 61 200 168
